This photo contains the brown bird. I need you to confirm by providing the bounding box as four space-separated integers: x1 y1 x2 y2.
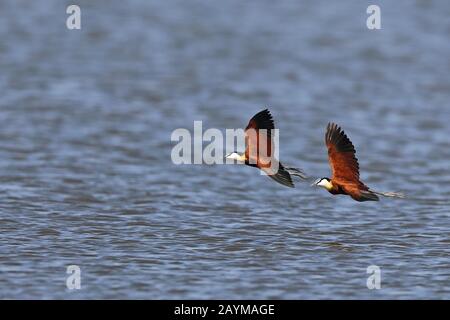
225 109 307 187
313 123 404 201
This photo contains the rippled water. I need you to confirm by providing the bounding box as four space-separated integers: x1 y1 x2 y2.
0 0 449 299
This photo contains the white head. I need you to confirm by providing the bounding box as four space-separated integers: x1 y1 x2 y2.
225 151 245 162
312 177 333 190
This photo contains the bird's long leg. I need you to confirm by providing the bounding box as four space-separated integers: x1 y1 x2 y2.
371 190 406 199
284 166 308 180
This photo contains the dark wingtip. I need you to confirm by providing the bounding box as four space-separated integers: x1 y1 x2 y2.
250 108 275 131
326 122 355 153
259 108 272 119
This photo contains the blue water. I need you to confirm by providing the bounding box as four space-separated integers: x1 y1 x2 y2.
0 0 449 299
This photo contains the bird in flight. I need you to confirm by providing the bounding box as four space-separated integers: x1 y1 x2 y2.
225 109 307 187
313 123 405 201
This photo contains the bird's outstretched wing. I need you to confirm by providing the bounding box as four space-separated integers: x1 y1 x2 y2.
325 123 361 183
244 109 274 168
244 109 294 187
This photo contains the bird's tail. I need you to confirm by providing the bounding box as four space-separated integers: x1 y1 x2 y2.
371 190 406 199
284 166 308 180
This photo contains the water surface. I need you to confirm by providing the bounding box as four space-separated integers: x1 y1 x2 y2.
0 0 449 299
